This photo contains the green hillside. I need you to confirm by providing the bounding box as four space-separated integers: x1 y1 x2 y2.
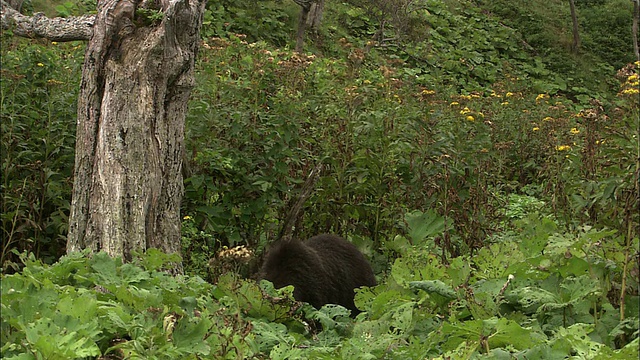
2 0 638 358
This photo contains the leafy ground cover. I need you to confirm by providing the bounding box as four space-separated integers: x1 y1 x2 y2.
2 0 639 358
2 214 638 358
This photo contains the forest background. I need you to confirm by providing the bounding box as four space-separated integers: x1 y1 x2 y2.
1 0 639 358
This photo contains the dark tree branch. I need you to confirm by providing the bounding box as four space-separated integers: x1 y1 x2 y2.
1 0 94 41
568 0 580 53
279 162 325 243
294 1 312 52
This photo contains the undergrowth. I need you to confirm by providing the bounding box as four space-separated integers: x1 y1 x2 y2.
2 0 639 358
2 212 638 358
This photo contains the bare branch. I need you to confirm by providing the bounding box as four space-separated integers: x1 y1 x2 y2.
1 0 94 41
279 162 325 242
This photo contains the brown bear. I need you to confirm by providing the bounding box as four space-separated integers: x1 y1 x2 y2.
259 234 376 315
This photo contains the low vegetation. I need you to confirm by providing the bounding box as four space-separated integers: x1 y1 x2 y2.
2 0 638 358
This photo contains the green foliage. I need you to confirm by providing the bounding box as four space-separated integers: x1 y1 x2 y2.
477 0 631 96
203 0 293 46
180 215 217 280
27 0 96 17
135 8 164 26
4 0 636 265
578 0 636 69
504 194 546 220
184 40 306 246
2 0 638 357
404 209 449 244
2 223 638 357
1 37 83 270
1 251 266 359
54 1 79 17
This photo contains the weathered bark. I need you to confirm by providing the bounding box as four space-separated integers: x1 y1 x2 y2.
295 2 312 52
306 0 325 31
569 0 580 53
1 0 94 41
7 0 23 12
66 0 206 268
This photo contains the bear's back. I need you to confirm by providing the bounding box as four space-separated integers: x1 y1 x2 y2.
260 234 376 314
305 234 376 311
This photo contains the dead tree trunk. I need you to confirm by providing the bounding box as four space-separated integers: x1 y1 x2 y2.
569 0 580 53
306 0 325 31
67 0 205 267
294 1 312 52
2 0 206 268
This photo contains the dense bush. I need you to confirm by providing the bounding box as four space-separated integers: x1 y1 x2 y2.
578 0 636 69
2 0 638 357
202 0 295 46
184 32 638 259
1 38 83 270
477 0 633 97
2 213 638 357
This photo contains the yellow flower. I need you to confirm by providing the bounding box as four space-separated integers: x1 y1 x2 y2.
460 107 471 115
506 92 514 97
466 115 475 122
556 145 571 151
622 88 639 95
421 89 435 95
37 63 44 67
501 101 509 106
51 41 58 45
363 79 372 84
450 101 460 106
183 216 192 220
543 116 553 121
570 128 580 134
628 74 639 82
536 94 549 102
532 127 540 131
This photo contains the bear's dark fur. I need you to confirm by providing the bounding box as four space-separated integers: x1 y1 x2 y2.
259 234 376 315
